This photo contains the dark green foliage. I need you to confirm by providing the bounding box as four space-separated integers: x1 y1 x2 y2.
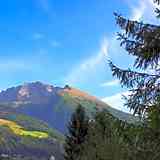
155 0 160 18
65 1 160 160
107 0 160 159
155 0 160 4
64 105 89 160
79 110 160 160
109 4 160 118
63 93 159 159
80 111 128 160
64 1 160 160
109 61 160 116
114 13 160 69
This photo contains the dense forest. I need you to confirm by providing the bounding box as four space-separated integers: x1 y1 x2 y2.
64 0 160 159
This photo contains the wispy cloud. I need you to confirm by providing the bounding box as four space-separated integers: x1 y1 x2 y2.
102 91 130 113
65 37 108 85
0 53 51 73
130 0 159 23
32 33 61 48
36 0 55 17
33 33 45 40
50 40 61 48
0 59 33 73
131 0 147 21
100 79 120 87
39 0 50 12
35 0 50 12
102 0 159 112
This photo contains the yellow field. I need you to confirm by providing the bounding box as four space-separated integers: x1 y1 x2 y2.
0 119 48 138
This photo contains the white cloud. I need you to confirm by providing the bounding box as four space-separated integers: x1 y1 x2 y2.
65 0 159 113
100 79 120 87
32 33 60 48
131 0 147 21
102 0 158 112
65 37 108 85
130 0 159 23
101 0 160 113
102 91 131 113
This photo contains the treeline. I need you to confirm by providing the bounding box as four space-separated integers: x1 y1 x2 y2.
64 105 160 160
64 0 160 159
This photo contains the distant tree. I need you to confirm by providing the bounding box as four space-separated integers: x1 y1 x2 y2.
81 110 127 160
64 85 71 90
64 104 89 160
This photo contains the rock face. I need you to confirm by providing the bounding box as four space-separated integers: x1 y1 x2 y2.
0 82 56 104
0 81 97 105
0 81 137 133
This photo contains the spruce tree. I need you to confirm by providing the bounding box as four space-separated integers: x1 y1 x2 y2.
81 110 127 160
109 0 160 159
109 1 160 118
64 104 89 160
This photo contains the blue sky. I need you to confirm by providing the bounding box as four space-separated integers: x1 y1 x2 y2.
0 0 158 112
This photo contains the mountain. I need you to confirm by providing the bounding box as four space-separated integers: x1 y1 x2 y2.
0 81 138 159
0 81 137 133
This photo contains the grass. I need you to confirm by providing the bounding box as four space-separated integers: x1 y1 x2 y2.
0 119 48 138
62 92 97 112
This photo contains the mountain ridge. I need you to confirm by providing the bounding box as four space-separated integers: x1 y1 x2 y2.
0 81 138 159
0 81 138 134
0 81 101 104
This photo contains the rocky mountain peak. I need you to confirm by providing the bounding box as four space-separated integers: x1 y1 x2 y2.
0 81 57 103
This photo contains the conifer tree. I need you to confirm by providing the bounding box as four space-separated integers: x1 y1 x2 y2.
109 0 160 118
81 110 127 160
64 104 89 160
109 0 160 159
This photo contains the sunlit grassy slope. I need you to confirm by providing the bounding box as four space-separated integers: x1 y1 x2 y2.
61 91 139 123
0 112 64 159
0 112 64 141
0 118 48 138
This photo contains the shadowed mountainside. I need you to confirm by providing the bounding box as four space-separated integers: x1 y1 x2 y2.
0 82 138 133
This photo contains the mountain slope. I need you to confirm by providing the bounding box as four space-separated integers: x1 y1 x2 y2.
0 82 138 133
0 111 64 160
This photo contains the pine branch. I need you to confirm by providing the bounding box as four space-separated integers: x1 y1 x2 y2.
125 83 160 116
114 13 158 36
114 13 160 69
154 0 160 18
109 61 160 116
109 61 160 88
155 8 160 18
154 0 160 5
